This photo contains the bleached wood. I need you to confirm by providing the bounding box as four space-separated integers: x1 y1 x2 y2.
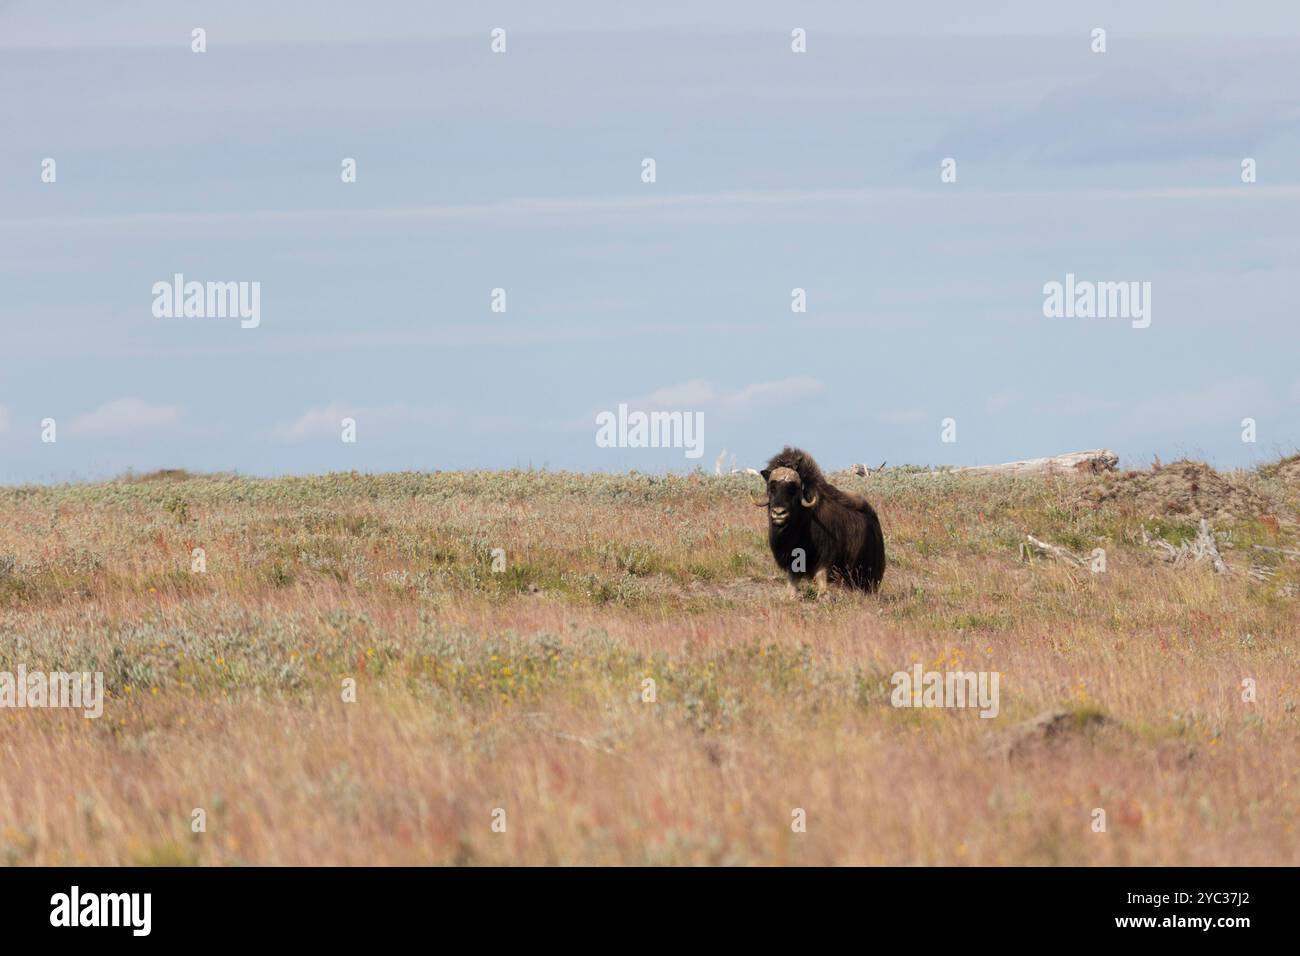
944 449 1118 477
1021 534 1086 566
1141 520 1229 574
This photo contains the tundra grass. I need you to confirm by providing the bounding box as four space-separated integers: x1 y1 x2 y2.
0 467 1297 865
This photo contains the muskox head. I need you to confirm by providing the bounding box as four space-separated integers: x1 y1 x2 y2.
753 465 817 527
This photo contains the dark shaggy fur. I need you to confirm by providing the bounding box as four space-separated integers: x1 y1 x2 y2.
760 446 886 593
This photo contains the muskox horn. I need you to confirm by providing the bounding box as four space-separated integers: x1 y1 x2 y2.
800 488 818 508
748 468 769 505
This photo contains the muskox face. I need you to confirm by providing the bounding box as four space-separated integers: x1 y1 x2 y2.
760 465 817 528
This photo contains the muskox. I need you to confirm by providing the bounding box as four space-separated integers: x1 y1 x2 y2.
754 447 885 596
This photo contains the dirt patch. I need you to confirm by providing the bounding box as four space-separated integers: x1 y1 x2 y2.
1258 454 1300 486
987 708 1115 760
1074 459 1277 523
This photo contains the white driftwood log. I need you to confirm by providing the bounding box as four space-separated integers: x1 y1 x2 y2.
1196 519 1229 574
1141 519 1229 574
1020 534 1087 566
945 449 1118 477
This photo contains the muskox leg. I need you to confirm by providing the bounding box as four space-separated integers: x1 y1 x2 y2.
812 567 829 598
785 577 800 600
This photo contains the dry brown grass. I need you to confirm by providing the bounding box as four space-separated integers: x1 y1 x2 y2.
0 464 1297 865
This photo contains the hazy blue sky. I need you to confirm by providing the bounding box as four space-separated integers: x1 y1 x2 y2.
2 1 1298 482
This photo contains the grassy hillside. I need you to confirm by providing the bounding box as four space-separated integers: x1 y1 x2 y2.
1 458 1298 865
